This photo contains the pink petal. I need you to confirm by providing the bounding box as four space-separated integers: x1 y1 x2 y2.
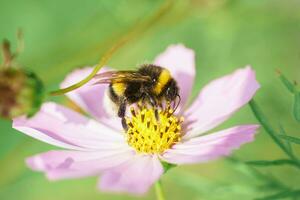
26 149 135 180
154 44 196 110
99 155 163 195
161 125 259 164
13 102 125 151
184 66 260 138
60 67 122 131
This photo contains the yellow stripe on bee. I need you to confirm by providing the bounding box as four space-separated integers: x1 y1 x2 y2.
112 83 126 96
153 69 171 95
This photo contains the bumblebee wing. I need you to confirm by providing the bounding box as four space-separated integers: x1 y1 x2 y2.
93 71 151 84
94 71 136 78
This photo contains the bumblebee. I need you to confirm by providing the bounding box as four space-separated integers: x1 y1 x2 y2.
94 64 180 128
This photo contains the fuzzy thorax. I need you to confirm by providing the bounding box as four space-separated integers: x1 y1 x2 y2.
125 106 183 154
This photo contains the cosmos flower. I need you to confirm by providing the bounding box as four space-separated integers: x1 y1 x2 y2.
13 44 260 195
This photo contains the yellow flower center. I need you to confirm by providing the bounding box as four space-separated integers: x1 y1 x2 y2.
125 105 184 154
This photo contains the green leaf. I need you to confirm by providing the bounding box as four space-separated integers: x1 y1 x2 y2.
249 100 291 156
278 124 293 154
227 158 288 190
278 135 300 145
293 92 300 122
249 100 300 168
256 190 300 200
246 159 298 167
278 72 296 94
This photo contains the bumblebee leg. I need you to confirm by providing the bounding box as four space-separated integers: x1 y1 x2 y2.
118 98 127 118
118 98 128 130
140 94 147 108
145 93 159 120
121 117 128 131
150 100 160 121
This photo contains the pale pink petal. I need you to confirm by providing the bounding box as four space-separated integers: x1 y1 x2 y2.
26 149 135 180
154 44 196 109
61 67 122 131
184 66 260 138
161 125 259 164
13 102 125 151
99 155 163 195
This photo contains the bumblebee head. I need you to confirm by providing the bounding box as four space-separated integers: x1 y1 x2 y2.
165 78 179 102
165 79 181 112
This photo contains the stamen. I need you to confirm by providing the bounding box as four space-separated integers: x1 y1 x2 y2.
125 106 183 154
130 107 136 117
154 124 158 131
141 112 145 123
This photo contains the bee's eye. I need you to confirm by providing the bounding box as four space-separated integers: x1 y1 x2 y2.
166 87 172 97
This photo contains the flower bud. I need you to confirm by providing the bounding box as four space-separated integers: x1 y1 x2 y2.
0 67 45 119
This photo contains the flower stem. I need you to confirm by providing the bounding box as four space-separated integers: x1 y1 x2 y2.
50 0 173 96
249 100 300 168
155 180 166 200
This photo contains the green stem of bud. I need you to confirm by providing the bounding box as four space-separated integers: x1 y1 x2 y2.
1 29 23 68
50 0 173 96
1 39 13 68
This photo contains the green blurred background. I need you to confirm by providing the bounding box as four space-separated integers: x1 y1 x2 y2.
1 0 300 199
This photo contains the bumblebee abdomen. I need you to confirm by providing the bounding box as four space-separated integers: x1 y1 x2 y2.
108 83 121 104
112 83 126 96
109 81 142 104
